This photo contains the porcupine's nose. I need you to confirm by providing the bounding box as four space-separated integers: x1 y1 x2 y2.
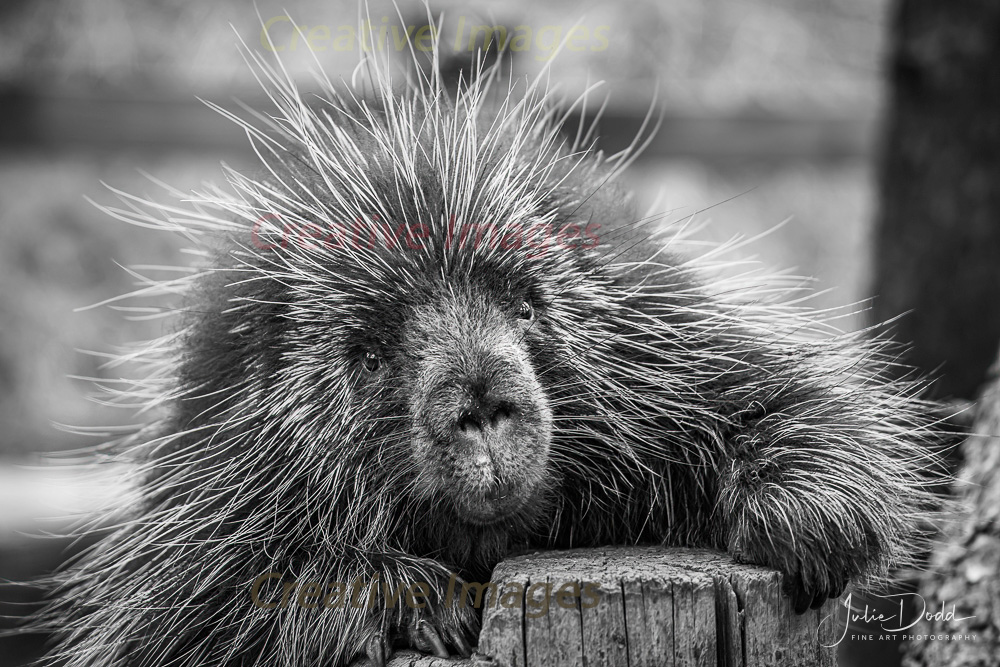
456 400 516 436
453 398 519 503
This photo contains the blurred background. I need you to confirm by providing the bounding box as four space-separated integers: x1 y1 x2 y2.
1 0 995 665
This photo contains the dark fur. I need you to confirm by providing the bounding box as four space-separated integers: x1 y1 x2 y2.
34 55 945 667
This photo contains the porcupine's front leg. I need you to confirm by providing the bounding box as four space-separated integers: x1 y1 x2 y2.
714 381 924 614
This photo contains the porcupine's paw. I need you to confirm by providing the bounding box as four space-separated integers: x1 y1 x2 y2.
358 603 478 666
397 603 478 660
360 622 392 667
730 540 859 615
779 561 855 614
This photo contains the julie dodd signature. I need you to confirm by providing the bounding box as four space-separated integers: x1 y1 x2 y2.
820 592 978 646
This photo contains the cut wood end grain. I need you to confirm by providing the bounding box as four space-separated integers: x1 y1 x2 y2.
479 546 838 667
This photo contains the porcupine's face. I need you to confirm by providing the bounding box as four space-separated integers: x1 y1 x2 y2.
401 275 554 526
328 227 564 527
232 212 570 531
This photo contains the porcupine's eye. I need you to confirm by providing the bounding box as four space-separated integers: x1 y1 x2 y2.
518 300 534 321
362 351 381 373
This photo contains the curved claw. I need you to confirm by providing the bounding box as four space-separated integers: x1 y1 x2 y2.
418 619 450 659
785 571 822 614
815 574 849 610
782 571 810 615
448 625 474 658
785 569 848 614
365 631 389 667
793 585 813 615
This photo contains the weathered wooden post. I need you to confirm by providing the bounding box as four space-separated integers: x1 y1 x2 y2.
381 547 838 667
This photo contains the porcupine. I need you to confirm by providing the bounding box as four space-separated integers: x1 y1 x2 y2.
32 28 946 667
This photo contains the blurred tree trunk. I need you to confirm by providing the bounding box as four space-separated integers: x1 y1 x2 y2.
873 0 1000 400
902 346 1000 666
877 4 1000 664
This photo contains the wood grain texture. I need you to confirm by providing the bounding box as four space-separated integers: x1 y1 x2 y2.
352 547 838 666
478 547 837 667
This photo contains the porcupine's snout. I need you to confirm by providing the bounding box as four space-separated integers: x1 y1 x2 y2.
408 295 552 525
